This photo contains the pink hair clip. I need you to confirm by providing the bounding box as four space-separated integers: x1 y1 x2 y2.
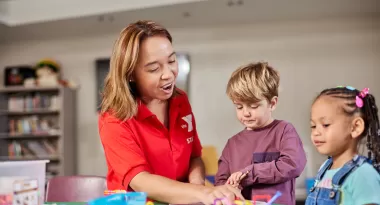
359 88 369 98
356 88 369 108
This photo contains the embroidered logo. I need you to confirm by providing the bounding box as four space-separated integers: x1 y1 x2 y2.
187 136 194 144
181 114 193 132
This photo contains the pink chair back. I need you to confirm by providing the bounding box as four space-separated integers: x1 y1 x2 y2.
45 175 107 202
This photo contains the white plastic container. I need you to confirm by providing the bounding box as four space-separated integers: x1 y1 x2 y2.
0 160 49 204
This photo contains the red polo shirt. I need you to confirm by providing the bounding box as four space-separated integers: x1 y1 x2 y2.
98 90 202 191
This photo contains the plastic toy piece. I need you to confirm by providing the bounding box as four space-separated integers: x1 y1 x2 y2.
234 200 259 205
146 201 155 205
104 189 127 196
266 191 282 205
88 192 147 205
252 195 271 205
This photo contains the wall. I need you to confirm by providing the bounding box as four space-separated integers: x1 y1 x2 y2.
0 16 379 178
1 0 208 26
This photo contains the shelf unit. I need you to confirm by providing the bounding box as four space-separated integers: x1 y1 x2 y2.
0 85 77 180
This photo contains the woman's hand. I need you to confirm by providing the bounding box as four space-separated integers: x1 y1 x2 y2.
198 184 244 205
226 171 249 188
130 172 243 205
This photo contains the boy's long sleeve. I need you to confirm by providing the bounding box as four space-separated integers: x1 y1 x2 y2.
214 140 231 186
240 126 307 187
215 120 304 204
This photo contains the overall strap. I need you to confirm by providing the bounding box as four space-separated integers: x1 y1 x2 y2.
331 155 367 187
315 157 333 180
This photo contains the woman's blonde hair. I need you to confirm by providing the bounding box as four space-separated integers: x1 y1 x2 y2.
100 20 172 120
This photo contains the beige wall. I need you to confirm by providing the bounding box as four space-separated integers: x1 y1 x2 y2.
0 16 379 179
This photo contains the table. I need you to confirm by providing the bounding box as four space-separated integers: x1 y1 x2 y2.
45 203 86 205
44 202 280 205
44 202 167 205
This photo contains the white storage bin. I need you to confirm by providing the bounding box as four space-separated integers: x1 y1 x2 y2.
0 160 49 204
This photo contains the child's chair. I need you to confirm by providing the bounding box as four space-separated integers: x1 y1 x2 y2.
201 145 219 186
45 175 106 202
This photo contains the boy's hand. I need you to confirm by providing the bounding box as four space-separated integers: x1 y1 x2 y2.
226 170 249 188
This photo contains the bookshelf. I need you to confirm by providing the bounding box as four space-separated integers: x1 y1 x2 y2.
0 85 77 181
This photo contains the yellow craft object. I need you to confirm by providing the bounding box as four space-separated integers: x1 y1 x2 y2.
233 200 260 205
146 201 154 205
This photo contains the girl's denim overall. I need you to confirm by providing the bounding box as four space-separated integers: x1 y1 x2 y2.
305 155 367 205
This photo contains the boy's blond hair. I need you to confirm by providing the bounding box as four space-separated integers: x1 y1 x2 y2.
226 62 280 103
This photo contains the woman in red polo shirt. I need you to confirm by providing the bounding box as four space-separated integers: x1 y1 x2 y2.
98 20 243 204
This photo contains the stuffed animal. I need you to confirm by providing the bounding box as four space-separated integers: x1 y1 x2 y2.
34 58 61 86
23 58 78 89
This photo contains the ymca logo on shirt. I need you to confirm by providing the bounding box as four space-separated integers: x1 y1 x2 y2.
181 114 194 144
186 136 194 144
181 114 193 132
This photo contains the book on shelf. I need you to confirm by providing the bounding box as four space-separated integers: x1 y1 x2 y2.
7 140 58 159
8 115 59 135
8 94 59 112
47 164 60 173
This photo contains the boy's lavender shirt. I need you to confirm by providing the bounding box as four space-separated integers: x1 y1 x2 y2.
214 120 307 205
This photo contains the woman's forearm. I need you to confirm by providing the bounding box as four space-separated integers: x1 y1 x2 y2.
188 157 206 185
129 172 205 204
